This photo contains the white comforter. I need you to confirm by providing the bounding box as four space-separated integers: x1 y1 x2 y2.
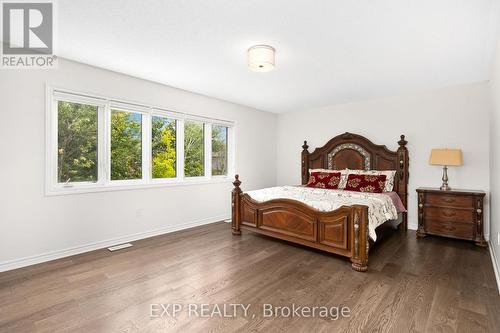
245 186 398 241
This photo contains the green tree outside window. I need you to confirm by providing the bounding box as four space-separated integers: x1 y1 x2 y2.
184 121 204 177
57 101 98 183
152 116 177 178
212 125 228 176
110 110 142 180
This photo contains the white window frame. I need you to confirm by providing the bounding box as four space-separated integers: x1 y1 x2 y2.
45 86 236 196
150 110 182 184
107 105 149 186
211 123 231 178
182 117 208 181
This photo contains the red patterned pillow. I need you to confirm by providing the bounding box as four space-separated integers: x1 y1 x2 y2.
306 172 342 189
344 174 387 193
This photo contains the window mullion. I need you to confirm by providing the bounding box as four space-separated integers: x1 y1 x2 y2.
97 105 106 185
177 119 185 181
205 123 212 179
105 103 112 184
50 98 59 189
142 112 151 183
228 126 235 178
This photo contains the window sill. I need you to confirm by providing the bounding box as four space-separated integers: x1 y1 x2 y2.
45 177 234 197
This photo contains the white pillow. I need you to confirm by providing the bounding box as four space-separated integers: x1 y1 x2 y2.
346 169 397 192
309 168 349 189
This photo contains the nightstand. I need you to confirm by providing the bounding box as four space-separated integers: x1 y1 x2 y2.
416 187 486 247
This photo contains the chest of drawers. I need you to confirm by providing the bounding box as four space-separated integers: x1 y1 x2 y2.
416 187 486 247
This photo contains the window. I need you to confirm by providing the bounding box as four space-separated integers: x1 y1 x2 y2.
110 110 143 180
152 116 176 179
212 125 228 176
184 120 205 177
47 88 234 195
57 101 98 183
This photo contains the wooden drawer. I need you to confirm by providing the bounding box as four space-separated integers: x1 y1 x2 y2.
425 220 475 240
424 207 473 223
426 193 473 208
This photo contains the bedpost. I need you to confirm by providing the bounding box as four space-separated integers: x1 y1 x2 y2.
397 134 409 231
231 175 242 235
350 205 369 272
301 140 310 185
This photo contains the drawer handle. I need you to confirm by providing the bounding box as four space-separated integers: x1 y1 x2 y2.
442 198 455 203
442 211 456 217
444 226 455 231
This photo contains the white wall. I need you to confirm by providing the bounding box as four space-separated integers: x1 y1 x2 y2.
490 41 500 288
276 82 490 232
0 59 277 270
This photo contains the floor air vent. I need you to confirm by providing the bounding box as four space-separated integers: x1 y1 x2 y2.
107 243 133 252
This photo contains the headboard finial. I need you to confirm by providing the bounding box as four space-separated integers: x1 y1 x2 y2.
398 134 407 147
233 174 241 188
302 140 309 152
301 141 310 184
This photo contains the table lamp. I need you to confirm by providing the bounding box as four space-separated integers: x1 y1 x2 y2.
429 149 463 191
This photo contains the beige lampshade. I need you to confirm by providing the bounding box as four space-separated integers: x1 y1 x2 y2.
429 149 463 166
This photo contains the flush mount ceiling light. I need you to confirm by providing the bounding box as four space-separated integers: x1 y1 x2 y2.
247 45 275 72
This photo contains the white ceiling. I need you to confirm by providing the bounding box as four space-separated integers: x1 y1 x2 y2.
58 0 498 113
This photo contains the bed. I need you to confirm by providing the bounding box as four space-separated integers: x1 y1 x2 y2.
231 132 409 272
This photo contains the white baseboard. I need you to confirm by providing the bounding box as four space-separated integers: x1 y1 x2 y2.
408 222 417 231
0 214 229 273
488 241 500 295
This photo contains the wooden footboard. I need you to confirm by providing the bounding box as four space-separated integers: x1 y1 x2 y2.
231 175 370 272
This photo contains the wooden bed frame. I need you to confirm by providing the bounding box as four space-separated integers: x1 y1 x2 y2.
231 132 409 272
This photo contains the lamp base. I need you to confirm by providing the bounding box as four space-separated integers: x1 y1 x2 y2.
440 165 450 191
440 184 451 191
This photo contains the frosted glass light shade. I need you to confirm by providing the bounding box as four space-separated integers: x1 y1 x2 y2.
248 45 275 72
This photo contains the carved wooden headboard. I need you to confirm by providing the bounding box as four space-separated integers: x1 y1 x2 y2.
301 132 409 223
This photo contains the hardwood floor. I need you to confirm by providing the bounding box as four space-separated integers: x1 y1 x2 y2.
0 222 498 332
